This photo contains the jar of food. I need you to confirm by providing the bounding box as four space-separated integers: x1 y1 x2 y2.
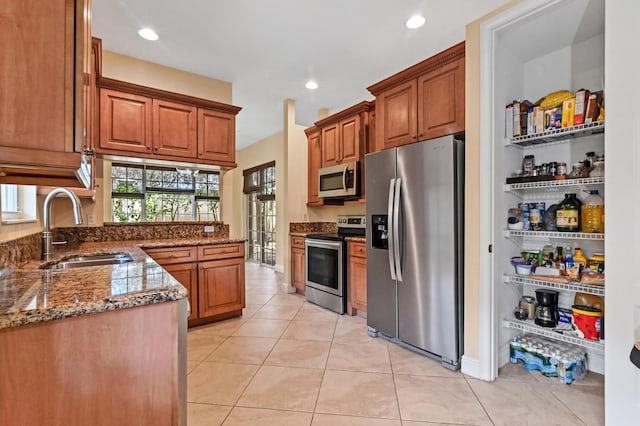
556 193 582 232
522 155 535 176
590 161 604 177
556 162 567 176
568 162 585 178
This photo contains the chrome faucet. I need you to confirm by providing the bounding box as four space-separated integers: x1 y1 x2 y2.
41 188 84 260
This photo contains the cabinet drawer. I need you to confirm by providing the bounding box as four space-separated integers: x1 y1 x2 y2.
291 236 306 249
145 246 197 264
198 243 245 261
349 242 367 258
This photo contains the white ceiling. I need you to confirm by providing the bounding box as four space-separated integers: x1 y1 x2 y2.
92 0 509 149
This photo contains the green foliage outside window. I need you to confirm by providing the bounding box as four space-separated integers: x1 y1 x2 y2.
111 164 220 222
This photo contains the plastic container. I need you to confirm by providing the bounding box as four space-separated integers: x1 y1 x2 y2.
572 305 602 340
573 248 588 270
556 193 582 232
581 190 604 233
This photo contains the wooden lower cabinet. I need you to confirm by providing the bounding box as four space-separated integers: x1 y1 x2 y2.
145 242 245 327
198 257 245 319
348 241 367 316
163 262 198 321
0 300 186 426
290 236 306 293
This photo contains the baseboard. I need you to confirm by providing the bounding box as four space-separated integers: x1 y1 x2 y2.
461 355 484 380
281 283 296 294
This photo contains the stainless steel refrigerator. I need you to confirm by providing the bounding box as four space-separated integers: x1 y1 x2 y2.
365 134 464 370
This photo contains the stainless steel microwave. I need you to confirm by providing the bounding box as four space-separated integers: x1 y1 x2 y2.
318 162 359 199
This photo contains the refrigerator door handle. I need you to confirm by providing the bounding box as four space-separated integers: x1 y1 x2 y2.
387 178 397 280
393 178 403 282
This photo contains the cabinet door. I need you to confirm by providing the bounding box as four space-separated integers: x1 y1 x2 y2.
99 89 153 154
417 57 465 140
321 123 340 167
375 80 417 151
163 262 198 321
291 237 306 293
339 114 361 164
197 108 235 165
198 258 245 318
348 243 367 315
0 0 71 153
152 99 197 158
307 129 322 205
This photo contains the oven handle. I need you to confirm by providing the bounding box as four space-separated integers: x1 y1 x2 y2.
305 238 342 251
393 177 403 282
387 178 397 280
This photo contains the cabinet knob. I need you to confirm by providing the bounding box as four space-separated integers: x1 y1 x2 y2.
146 146 151 150
413 135 418 139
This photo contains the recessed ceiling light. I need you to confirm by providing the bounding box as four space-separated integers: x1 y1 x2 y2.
305 81 319 90
138 28 159 41
405 15 426 29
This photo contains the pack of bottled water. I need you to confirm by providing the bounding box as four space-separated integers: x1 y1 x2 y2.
510 334 587 384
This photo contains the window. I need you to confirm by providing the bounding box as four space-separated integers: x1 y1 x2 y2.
1 184 37 224
111 163 220 222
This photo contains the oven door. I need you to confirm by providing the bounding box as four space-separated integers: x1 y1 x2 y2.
305 238 343 297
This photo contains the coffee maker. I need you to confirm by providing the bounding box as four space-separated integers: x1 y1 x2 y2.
535 289 559 327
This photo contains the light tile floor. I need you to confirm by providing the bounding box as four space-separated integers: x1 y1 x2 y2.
187 262 604 425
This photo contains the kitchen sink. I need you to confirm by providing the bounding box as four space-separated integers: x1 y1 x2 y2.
40 253 134 270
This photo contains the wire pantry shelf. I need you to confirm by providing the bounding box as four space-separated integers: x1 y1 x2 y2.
504 177 604 191
503 318 604 351
504 274 605 296
507 121 605 147
504 229 605 240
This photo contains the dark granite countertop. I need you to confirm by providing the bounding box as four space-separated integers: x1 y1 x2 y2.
0 238 245 329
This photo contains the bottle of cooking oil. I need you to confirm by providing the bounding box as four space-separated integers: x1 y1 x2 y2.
556 193 582 232
581 190 604 233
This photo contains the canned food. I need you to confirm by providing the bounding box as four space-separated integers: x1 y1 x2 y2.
588 253 605 273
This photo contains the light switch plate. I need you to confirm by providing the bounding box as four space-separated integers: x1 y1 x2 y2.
203 225 214 232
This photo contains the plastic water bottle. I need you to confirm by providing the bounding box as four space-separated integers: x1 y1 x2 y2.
581 190 604 233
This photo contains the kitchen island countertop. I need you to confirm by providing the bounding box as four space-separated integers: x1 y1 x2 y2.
0 238 246 329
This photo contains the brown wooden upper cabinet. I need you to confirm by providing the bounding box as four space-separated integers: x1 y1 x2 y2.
305 126 323 206
197 108 236 164
99 89 153 154
316 101 371 168
96 78 241 168
0 0 91 187
368 42 465 152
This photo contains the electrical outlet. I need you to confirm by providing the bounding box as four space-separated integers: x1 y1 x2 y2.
203 225 215 233
87 214 96 226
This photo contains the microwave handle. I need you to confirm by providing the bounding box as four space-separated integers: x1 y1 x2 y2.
387 178 397 280
343 165 349 190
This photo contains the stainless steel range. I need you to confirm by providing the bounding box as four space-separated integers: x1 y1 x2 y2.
304 215 365 314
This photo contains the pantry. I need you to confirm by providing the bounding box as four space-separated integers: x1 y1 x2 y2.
478 0 606 378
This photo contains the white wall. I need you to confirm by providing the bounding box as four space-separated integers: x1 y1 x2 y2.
604 0 640 421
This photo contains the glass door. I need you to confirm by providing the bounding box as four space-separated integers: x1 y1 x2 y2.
244 161 276 267
246 194 276 266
